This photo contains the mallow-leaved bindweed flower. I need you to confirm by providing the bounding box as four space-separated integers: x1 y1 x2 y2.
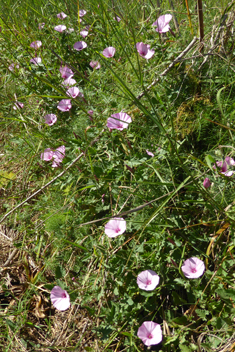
74 41 87 51
54 25 66 32
213 156 235 177
50 286 70 311
41 146 65 168
103 46 116 58
136 42 155 59
30 41 42 49
137 270 160 291
107 112 132 131
57 99 72 112
152 14 172 33
105 218 126 237
44 114 57 126
181 257 205 279
137 321 162 346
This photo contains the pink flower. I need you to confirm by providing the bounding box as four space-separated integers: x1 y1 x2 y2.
146 150 154 157
103 47 116 58
88 110 93 115
89 61 101 69
57 99 72 111
41 148 54 161
30 57 42 64
152 14 172 33
9 63 19 71
67 28 74 33
107 112 132 131
137 270 160 291
60 65 74 79
52 145 65 167
181 257 205 279
137 321 162 346
114 16 121 22
39 23 45 29
105 217 126 238
213 158 235 177
50 286 70 311
41 146 65 167
54 25 66 32
203 177 211 189
80 30 88 38
13 102 24 110
66 87 80 98
79 10 86 17
44 114 57 126
30 41 42 49
74 41 87 51
57 12 67 19
136 42 154 59
62 76 76 88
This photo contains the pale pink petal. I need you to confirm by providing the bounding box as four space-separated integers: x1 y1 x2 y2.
57 12 67 19
30 57 42 64
67 28 74 33
62 77 76 88
66 87 80 98
137 321 162 346
103 46 116 58
181 257 205 279
79 10 86 17
89 61 101 69
30 41 42 49
9 63 19 71
137 270 160 291
107 112 132 131
41 148 54 161
54 25 67 32
57 99 72 112
74 41 87 51
146 150 154 157
44 114 57 126
114 16 121 22
153 14 172 33
50 286 70 311
105 217 126 238
88 110 93 115
60 66 74 79
136 42 154 59
80 30 88 38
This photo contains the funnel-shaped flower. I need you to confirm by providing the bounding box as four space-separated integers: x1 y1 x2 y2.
107 112 132 131
105 217 126 237
41 148 54 161
62 76 76 88
60 65 74 79
30 57 42 64
30 41 42 49
74 41 87 51
57 12 67 19
103 46 116 58
50 286 70 311
79 10 86 17
57 99 72 111
136 42 155 59
213 158 235 177
54 25 66 32
181 257 205 279
153 14 172 33
90 61 101 69
80 30 88 38
66 87 80 98
44 114 57 126
114 16 121 22
52 145 65 167
137 270 160 291
137 321 162 346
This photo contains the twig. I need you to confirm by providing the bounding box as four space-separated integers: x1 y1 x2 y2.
0 129 105 225
136 36 199 100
